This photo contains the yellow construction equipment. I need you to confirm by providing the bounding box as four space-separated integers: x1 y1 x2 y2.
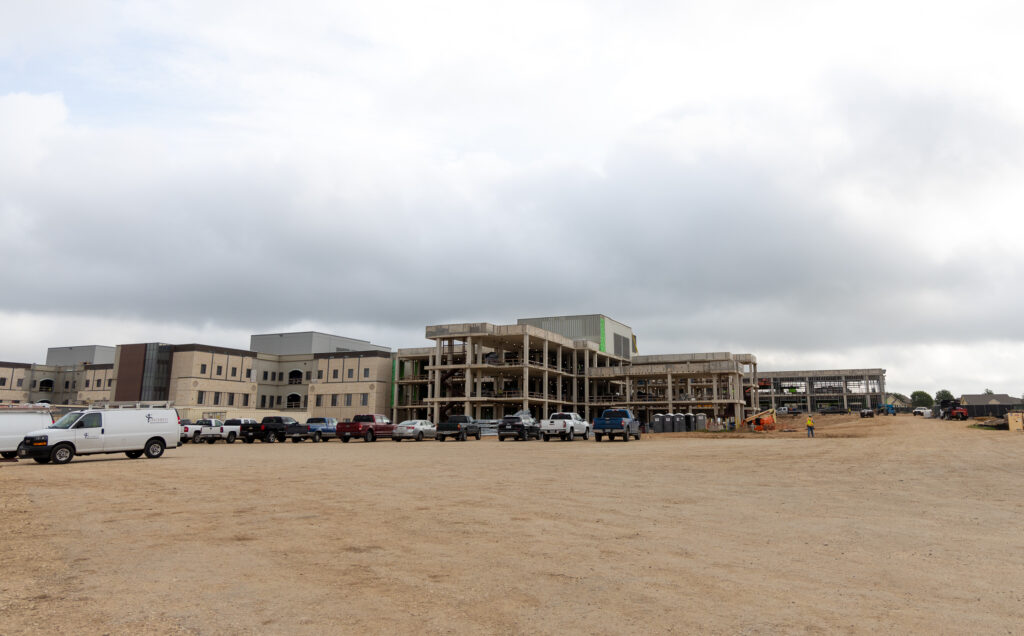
743 408 777 432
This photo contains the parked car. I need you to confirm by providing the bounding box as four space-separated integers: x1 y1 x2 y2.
18 407 179 464
305 417 337 442
196 418 242 443
497 413 541 441
239 417 298 443
593 408 641 442
0 409 53 459
540 412 589 441
179 419 202 443
337 414 394 442
436 414 481 442
284 420 313 442
393 420 436 441
912 407 929 417
860 409 874 418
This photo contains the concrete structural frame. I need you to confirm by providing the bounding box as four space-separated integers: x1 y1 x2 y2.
391 317 759 425
756 369 887 412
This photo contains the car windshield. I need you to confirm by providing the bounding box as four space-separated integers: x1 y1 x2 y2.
50 411 84 429
399 421 417 427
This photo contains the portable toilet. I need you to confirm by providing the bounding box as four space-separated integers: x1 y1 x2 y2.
695 413 707 431
670 413 684 432
684 413 695 432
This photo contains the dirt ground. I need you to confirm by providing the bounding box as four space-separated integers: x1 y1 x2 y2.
2 415 1022 635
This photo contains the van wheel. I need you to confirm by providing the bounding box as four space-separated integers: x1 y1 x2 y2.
364 430 375 443
33 457 51 464
0 451 17 459
51 444 75 465
125 450 143 459
144 439 166 459
226 433 236 444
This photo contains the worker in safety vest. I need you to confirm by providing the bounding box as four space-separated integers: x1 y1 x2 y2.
806 415 815 438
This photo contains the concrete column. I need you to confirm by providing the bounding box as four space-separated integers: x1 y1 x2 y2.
583 350 590 421
523 333 530 413
572 350 578 411
806 376 812 411
667 373 673 413
625 375 631 406
543 340 549 418
713 377 719 401
557 347 563 405
842 373 849 410
464 337 474 416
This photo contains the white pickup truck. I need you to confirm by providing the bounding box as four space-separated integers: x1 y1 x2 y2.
540 412 589 441
195 418 242 444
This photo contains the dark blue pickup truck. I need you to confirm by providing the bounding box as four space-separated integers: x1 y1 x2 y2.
593 409 641 442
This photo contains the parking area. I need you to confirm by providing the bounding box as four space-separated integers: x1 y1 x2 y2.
2 415 1023 634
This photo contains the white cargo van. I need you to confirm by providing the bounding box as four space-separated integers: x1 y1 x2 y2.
0 410 54 458
17 407 180 465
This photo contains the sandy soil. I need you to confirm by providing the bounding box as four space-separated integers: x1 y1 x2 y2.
2 415 1023 635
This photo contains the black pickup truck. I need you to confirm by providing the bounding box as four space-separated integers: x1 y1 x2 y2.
239 416 298 443
436 414 481 442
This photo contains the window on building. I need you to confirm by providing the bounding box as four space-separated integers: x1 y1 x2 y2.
107 379 112 387
263 371 269 381
65 381 70 389
17 378 23 387
0 378 5 386
201 363 207 374
303 395 307 408
84 379 89 387
345 394 352 407
243 394 250 407
331 394 338 407
197 391 205 405
216 365 223 376
347 368 353 379
317 370 323 379
228 393 235 406
363 368 369 378
71 381 76 389
361 393 368 406
305 371 311 380
31 380 37 388
231 366 237 377
246 369 251 379
316 395 323 407
276 395 282 405
213 392 221 405
260 395 266 408
332 369 338 379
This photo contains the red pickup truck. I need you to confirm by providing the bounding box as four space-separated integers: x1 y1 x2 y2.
336 414 394 442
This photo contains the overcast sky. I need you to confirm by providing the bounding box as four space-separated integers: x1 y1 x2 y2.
2 1 1023 398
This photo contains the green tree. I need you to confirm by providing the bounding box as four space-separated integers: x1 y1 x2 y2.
984 388 994 395
935 389 954 402
911 391 934 407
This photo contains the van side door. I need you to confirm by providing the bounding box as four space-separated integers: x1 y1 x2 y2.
74 413 105 454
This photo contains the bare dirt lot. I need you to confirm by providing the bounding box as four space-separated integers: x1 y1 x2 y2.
2 415 1023 635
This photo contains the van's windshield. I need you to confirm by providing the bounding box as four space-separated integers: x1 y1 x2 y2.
50 411 84 429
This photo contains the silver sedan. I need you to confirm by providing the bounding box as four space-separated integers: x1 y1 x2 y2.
392 420 436 442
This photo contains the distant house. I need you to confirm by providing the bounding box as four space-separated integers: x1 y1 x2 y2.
886 393 911 409
958 394 1023 418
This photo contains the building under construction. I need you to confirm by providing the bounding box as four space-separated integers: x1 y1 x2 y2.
755 369 887 412
392 315 759 424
